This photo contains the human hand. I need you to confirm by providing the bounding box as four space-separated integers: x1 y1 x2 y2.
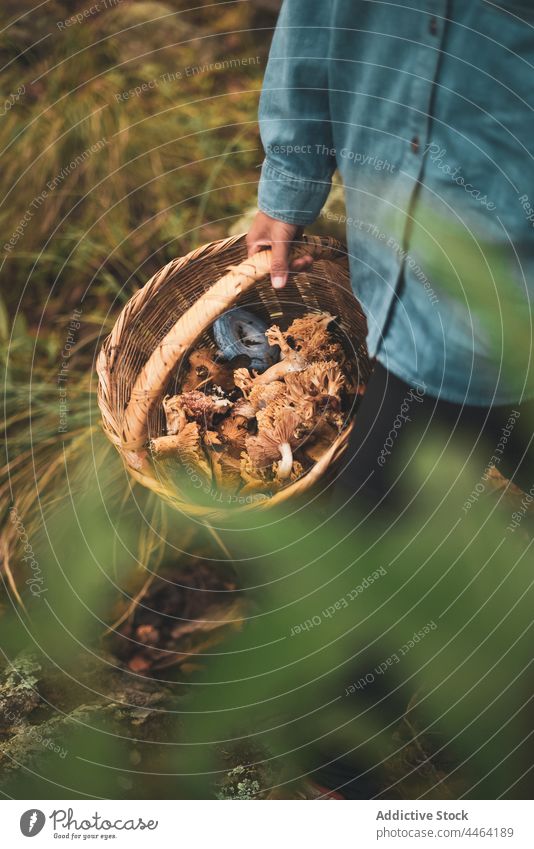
246 211 314 289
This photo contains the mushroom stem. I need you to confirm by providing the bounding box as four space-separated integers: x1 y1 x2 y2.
276 442 294 480
254 352 307 386
150 435 185 458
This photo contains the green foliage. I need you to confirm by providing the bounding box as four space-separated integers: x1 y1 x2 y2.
0 0 270 576
0 0 266 311
173 445 534 799
1 1 532 801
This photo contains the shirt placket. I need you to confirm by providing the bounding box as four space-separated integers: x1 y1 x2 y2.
376 0 448 349
406 2 447 173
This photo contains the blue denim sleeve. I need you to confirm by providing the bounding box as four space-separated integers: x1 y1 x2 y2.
258 0 335 225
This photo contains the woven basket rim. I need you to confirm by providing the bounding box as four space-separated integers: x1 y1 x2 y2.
96 232 367 520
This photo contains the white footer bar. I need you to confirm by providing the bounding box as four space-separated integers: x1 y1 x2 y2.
4 799 532 848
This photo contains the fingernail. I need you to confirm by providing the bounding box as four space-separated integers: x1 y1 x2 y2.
272 276 285 289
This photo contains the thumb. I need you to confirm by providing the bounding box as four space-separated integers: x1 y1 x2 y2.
270 237 291 290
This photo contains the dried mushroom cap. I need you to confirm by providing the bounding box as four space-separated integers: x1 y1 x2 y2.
248 380 286 411
151 421 211 477
163 390 231 433
283 372 318 422
239 454 272 493
283 459 305 485
150 434 184 459
286 311 335 341
306 360 345 398
262 313 345 384
235 349 307 398
245 433 279 469
304 330 341 361
265 325 293 358
251 349 308 386
212 451 242 492
284 360 345 401
303 421 339 462
162 395 187 435
217 412 249 457
247 405 303 481
234 367 254 397
181 348 235 392
204 429 222 447
282 361 344 420
171 420 202 456
183 390 232 422
283 312 347 364
255 402 300 437
233 397 256 418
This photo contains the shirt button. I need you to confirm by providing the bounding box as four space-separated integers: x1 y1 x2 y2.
411 136 420 154
429 16 438 35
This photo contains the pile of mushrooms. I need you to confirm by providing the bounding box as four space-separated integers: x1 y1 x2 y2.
150 312 361 499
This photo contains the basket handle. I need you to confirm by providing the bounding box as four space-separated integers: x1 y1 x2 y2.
121 235 343 451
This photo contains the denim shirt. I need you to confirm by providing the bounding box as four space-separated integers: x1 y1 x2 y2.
258 0 534 405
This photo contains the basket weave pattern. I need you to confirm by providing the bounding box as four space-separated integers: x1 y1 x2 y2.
97 234 371 517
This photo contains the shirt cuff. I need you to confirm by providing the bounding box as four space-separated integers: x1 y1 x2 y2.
257 159 332 226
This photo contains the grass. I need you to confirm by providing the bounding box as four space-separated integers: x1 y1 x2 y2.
1 1 533 800
1 0 271 581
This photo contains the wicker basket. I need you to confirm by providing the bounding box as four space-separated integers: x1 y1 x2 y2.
97 233 371 519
